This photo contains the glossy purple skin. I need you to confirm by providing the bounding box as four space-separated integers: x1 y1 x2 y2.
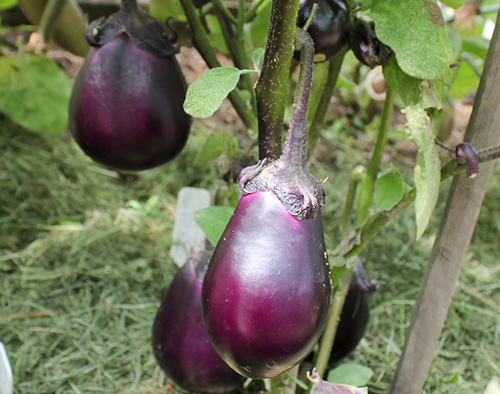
69 33 191 171
152 259 244 393
297 0 351 62
202 191 332 379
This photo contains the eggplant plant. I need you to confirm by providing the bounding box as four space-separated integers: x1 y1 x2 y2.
152 246 244 393
201 29 331 380
68 0 191 171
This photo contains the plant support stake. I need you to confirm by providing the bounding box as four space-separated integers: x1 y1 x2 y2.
390 6 500 393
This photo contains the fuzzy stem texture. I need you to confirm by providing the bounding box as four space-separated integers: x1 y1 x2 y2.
281 29 315 167
256 0 300 160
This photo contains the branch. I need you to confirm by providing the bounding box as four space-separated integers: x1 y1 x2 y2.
340 144 500 258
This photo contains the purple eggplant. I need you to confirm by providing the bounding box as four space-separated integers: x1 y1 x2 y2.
348 19 393 68
152 248 244 393
202 191 331 379
69 0 191 171
202 30 331 380
296 0 351 63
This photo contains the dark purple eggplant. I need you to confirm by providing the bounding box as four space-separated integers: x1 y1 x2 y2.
349 18 392 68
152 248 244 393
329 277 370 364
202 191 331 379
296 0 351 63
69 0 191 171
202 30 331 380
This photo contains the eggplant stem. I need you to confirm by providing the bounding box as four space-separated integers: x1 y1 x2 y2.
281 29 315 168
121 0 138 10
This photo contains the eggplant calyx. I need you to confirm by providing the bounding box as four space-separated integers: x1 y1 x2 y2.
238 158 325 220
86 4 178 57
238 29 325 220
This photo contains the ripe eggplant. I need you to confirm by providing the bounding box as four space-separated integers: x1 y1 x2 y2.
202 191 331 379
296 0 351 62
202 30 331 380
152 248 244 393
69 0 191 171
349 19 392 68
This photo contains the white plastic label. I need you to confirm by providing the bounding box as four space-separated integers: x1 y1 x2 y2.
0 343 13 394
170 187 211 267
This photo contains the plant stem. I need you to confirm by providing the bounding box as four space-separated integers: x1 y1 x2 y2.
212 0 237 25
121 0 138 10
340 165 365 236
306 270 353 394
342 144 500 259
281 29 315 167
245 0 267 22
307 48 348 154
355 86 395 227
38 0 65 43
179 0 257 131
255 0 300 160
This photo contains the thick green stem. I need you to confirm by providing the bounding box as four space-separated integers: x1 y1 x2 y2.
307 48 348 154
255 0 300 160
179 0 257 131
38 0 65 43
355 86 395 227
342 144 500 259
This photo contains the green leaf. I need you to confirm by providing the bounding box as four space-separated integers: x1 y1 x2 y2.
0 54 71 134
0 0 16 9
252 48 265 71
374 165 404 210
327 364 374 387
184 67 243 118
149 0 186 23
206 14 229 54
369 0 452 80
194 206 235 247
194 132 242 167
403 106 441 240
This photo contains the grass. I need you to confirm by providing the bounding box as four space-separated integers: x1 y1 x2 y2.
1 106 499 394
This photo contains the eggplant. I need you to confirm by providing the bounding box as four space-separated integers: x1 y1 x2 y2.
329 276 371 364
202 191 331 379
349 19 393 68
296 0 351 62
202 30 331 380
152 248 244 393
68 0 191 171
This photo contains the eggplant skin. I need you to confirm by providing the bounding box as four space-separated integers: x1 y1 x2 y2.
296 0 351 63
202 191 332 379
152 259 244 393
69 33 191 171
329 280 370 364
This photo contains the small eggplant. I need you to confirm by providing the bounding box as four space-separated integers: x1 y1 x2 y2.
296 0 351 63
69 1 191 171
349 19 393 68
202 192 331 379
152 248 244 393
